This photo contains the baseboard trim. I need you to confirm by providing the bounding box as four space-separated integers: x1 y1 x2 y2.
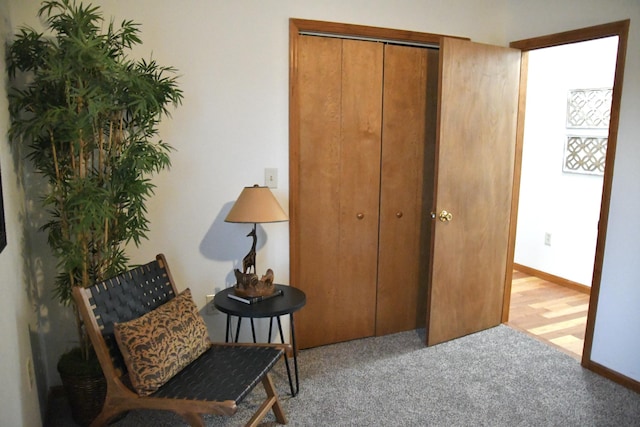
513 263 591 295
582 359 640 394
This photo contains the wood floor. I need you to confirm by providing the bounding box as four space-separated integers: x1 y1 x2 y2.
507 270 590 360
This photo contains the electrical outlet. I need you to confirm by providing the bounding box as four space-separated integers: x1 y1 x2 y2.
544 232 551 246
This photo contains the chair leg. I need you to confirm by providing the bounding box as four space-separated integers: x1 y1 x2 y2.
178 411 205 427
90 411 113 427
245 374 287 427
265 373 287 425
89 401 126 427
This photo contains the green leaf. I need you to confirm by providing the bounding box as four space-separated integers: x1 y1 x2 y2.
7 0 182 309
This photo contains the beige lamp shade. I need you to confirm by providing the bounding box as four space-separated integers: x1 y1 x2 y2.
225 185 289 224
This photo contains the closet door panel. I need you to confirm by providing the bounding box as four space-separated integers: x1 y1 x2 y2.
376 44 431 335
338 39 383 340
427 38 520 346
295 36 383 348
296 35 343 349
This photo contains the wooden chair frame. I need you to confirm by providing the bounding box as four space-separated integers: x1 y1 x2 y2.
72 254 289 427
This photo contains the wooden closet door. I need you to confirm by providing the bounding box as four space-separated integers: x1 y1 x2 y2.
295 36 383 349
427 38 521 346
375 44 436 335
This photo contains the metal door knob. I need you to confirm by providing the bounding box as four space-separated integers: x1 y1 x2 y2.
396 211 403 218
356 212 364 220
438 210 453 222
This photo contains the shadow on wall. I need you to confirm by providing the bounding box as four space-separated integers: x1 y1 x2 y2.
29 326 48 420
199 200 269 286
16 148 77 404
0 165 6 253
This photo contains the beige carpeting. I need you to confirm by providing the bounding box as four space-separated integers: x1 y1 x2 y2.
46 326 640 426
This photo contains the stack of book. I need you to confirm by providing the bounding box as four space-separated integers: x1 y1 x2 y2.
228 289 284 304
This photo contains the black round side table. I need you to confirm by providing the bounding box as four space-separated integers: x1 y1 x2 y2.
213 284 306 396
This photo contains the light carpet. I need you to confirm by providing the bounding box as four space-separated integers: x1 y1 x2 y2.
47 325 640 426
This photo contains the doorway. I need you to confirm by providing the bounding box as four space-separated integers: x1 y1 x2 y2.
509 36 619 359
504 20 630 367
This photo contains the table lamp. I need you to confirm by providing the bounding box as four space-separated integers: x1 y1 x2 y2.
225 184 288 296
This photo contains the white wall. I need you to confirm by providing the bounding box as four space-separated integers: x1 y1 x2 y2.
6 0 512 403
515 37 618 286
2 1 638 425
0 2 46 426
506 0 640 382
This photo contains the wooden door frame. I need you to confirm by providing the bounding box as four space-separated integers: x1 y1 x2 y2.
289 18 467 300
502 20 633 390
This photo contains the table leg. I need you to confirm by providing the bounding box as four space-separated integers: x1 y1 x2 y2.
225 314 231 343
276 316 299 397
276 316 285 343
234 317 242 343
290 313 300 397
268 318 274 343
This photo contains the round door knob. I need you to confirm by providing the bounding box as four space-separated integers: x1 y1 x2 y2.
396 211 403 218
438 210 453 222
356 212 364 220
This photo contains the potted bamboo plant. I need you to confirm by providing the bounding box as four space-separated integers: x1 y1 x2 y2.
7 1 182 424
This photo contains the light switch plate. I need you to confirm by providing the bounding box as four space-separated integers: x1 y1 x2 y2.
265 168 278 188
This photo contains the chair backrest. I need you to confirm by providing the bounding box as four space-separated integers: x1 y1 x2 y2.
74 254 178 376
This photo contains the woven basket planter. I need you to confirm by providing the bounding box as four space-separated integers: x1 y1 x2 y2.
59 371 106 426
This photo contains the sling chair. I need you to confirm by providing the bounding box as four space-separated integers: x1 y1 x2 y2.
72 253 288 427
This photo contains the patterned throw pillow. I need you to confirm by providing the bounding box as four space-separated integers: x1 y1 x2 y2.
114 288 211 396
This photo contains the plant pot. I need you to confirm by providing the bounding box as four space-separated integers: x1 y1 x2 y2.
57 348 106 426
59 371 106 426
